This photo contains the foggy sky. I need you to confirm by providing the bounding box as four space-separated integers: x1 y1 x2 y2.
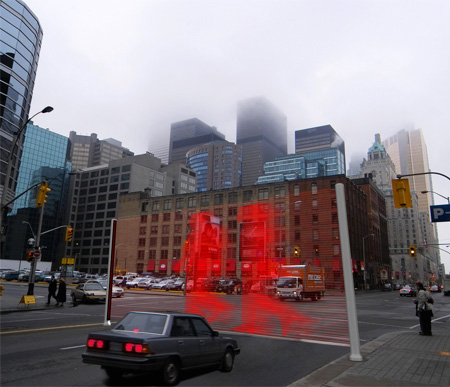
23 0 450 269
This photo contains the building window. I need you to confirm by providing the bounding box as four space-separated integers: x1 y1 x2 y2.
214 194 223 205
201 195 209 206
258 188 269 200
140 215 148 223
149 250 156 259
164 200 172 210
294 184 300 196
139 227 146 235
152 214 159 222
138 250 145 259
331 213 338 223
172 249 181 259
228 207 238 216
294 215 300 226
333 244 340 256
161 250 169 260
174 224 182 233
162 225 170 234
152 201 160 211
139 238 146 247
312 214 318 223
188 197 197 208
163 213 171 222
151 226 158 234
161 237 169 246
331 198 337 208
228 234 237 243
313 229 319 240
149 238 157 247
176 198 184 209
228 220 237 229
214 208 223 217
173 236 182 246
243 190 253 201
228 192 238 203
274 186 285 198
311 182 318 195
312 200 318 209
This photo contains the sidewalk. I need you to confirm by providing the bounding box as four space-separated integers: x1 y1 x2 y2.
290 326 450 386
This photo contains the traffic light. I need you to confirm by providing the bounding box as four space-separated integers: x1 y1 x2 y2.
392 179 412 208
409 245 416 257
65 227 73 242
26 249 34 262
293 247 300 257
35 181 51 207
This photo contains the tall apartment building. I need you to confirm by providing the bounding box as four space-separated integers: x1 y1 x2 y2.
186 141 242 191
1 0 43 210
3 123 71 263
236 97 287 186
66 153 196 273
68 131 134 171
169 118 226 165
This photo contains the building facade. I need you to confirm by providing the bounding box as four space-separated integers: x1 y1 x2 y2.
186 141 242 191
169 118 226 165
116 176 370 290
65 153 196 273
68 131 133 171
3 123 71 264
236 97 287 186
1 0 43 209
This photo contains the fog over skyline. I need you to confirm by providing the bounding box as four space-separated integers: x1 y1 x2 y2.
23 0 450 270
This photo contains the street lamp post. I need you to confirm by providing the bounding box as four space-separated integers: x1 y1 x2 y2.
420 190 450 204
0 106 53 241
362 234 374 290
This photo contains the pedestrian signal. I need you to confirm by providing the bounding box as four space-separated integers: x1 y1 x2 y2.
409 245 416 257
65 227 73 242
392 179 412 208
36 181 51 207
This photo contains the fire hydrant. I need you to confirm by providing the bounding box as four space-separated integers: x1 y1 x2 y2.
0 285 4 296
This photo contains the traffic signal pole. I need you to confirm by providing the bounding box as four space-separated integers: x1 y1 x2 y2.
27 200 45 296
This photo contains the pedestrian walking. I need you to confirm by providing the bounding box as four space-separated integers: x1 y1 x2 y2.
56 278 67 307
414 282 433 336
47 275 57 304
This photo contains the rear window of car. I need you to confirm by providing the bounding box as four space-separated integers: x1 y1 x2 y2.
113 312 168 335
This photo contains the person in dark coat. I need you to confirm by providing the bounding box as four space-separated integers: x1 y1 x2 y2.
56 278 67 306
47 275 58 304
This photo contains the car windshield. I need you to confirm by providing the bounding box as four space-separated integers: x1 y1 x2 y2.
85 283 104 291
97 280 107 287
113 312 168 334
277 277 299 288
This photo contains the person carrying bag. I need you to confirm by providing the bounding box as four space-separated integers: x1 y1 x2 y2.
414 282 433 336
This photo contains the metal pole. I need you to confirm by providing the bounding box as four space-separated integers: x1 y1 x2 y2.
335 183 363 362
363 237 366 290
27 202 45 295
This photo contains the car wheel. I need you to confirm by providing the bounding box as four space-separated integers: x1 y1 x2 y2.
162 358 180 386
104 367 124 379
220 348 235 372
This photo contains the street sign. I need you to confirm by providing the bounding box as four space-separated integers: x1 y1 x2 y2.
33 250 41 258
430 204 450 222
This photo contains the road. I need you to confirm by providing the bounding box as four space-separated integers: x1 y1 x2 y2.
1 283 449 386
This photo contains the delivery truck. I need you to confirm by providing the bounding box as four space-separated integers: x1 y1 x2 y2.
275 265 325 301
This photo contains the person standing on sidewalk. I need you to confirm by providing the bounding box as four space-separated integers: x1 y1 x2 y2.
56 278 67 307
415 282 433 336
47 275 57 304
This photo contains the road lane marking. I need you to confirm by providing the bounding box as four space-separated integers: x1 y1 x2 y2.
61 345 86 350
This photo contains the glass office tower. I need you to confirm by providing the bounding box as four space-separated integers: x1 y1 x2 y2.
1 0 43 207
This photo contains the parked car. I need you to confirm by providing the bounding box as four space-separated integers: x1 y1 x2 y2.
215 279 243 294
137 278 157 290
125 278 143 289
3 270 19 281
382 283 393 291
151 279 174 290
82 311 240 385
88 280 124 298
430 285 441 293
71 282 107 303
195 278 219 292
399 285 417 297
165 279 185 291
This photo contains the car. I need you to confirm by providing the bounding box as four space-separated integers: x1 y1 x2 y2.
399 285 417 297
165 279 185 291
125 278 143 289
137 278 159 290
3 270 19 281
71 282 107 303
430 285 441 293
195 278 219 292
82 311 240 385
382 283 393 291
87 280 124 298
215 279 243 294
151 279 174 290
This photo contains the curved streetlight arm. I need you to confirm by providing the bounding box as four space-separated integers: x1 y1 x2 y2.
397 172 450 182
420 190 450 204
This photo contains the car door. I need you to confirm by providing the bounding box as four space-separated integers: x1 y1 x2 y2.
190 317 222 365
170 317 199 368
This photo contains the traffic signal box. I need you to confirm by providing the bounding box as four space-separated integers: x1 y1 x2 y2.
293 246 300 257
65 227 73 242
409 245 417 257
35 181 51 207
392 179 412 208
26 249 34 262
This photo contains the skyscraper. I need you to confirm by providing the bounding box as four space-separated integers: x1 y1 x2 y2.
236 97 287 186
1 0 43 208
169 118 226 165
382 128 432 214
295 125 345 159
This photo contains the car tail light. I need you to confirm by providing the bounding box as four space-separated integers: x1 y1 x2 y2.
87 339 105 349
124 343 149 353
